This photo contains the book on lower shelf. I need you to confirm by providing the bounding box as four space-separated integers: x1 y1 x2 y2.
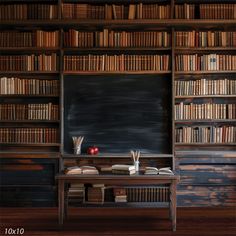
113 187 127 203
87 184 105 204
68 183 85 203
144 167 174 175
65 166 99 175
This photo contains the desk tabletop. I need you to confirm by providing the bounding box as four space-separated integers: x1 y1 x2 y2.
56 172 180 182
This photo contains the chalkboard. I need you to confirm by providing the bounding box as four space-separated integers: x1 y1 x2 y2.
63 75 172 154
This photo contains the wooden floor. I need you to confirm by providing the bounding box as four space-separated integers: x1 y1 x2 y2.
0 207 236 236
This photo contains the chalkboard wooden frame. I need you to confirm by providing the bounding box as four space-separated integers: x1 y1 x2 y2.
62 75 172 155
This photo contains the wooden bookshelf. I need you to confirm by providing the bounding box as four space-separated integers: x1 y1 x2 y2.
0 0 235 208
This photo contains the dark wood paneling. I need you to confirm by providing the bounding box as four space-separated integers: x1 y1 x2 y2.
63 75 172 154
176 151 236 206
177 185 236 206
0 158 58 185
0 158 59 206
177 164 236 185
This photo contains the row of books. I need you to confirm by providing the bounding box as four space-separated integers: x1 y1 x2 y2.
67 185 169 204
0 54 57 71
175 78 236 96
1 3 235 20
175 126 236 143
2 29 235 49
0 31 59 48
2 54 235 72
126 187 169 202
175 54 236 71
175 103 236 120
0 77 59 95
62 3 170 20
0 103 59 121
0 4 58 20
199 4 236 19
175 31 236 47
64 29 170 48
175 4 236 19
64 54 170 72
0 128 58 143
175 4 195 19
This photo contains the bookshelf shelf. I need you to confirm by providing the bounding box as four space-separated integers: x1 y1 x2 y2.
175 119 236 123
63 47 172 52
175 143 236 146
175 70 236 75
0 71 60 75
175 47 236 52
1 19 236 27
0 151 60 156
59 19 236 28
0 120 60 123
63 71 172 75
0 47 60 52
175 95 236 99
0 143 61 147
0 95 59 98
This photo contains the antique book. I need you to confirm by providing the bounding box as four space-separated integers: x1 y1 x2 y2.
144 167 174 175
65 166 99 175
111 164 135 171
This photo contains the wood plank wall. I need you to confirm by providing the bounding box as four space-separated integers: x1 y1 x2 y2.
176 151 236 206
0 157 59 207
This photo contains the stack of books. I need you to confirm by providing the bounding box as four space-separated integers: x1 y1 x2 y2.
87 184 105 204
144 167 174 175
65 166 99 175
68 183 85 204
112 164 136 175
113 188 127 203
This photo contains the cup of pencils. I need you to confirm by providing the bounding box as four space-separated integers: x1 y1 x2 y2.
72 136 84 155
131 150 141 172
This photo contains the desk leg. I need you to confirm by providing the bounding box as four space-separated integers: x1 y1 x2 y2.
64 184 68 219
58 180 65 225
170 182 177 231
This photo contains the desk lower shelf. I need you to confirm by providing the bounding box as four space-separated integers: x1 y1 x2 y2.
67 202 170 208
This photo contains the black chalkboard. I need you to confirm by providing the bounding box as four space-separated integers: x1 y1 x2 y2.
63 75 172 154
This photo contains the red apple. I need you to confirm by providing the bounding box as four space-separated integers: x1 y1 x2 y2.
93 146 99 154
87 146 99 155
87 147 95 155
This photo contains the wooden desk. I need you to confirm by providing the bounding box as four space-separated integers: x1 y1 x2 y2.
56 173 179 231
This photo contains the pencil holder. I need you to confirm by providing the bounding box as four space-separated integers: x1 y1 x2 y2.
73 146 81 155
134 161 139 172
72 136 84 155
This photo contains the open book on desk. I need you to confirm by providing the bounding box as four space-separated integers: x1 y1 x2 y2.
65 166 99 175
144 167 174 175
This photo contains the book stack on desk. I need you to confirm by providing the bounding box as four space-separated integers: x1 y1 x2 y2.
87 184 105 204
68 183 85 203
113 188 127 203
112 164 136 175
